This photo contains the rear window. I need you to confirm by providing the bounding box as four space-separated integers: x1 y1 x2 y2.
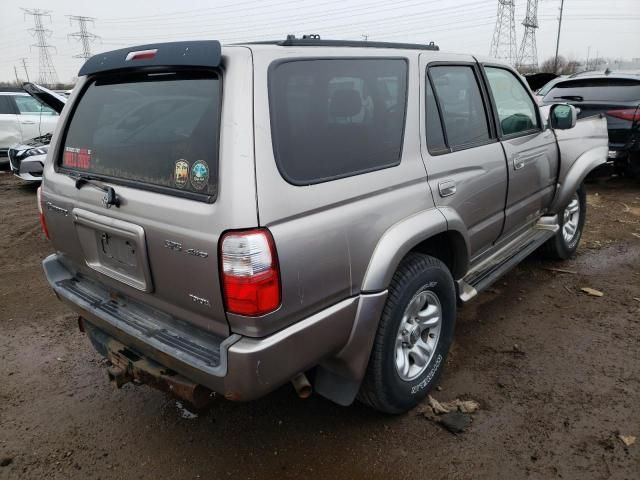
543 78 640 103
269 58 408 185
61 71 221 198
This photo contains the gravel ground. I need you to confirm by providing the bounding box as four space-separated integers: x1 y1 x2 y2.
0 170 639 480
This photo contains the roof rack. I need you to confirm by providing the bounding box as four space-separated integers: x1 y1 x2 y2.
247 34 439 51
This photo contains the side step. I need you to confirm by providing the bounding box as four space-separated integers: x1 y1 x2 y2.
457 216 559 302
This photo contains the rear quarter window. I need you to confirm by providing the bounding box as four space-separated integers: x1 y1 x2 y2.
60 71 221 199
269 58 408 185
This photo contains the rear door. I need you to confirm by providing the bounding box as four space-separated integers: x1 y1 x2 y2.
481 64 558 239
11 94 57 139
420 58 508 259
43 44 256 338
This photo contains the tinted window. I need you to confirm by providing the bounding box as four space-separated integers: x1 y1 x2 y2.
269 59 408 184
13 95 57 115
425 78 447 153
0 96 14 114
429 66 490 148
543 78 640 103
62 72 220 197
485 67 538 135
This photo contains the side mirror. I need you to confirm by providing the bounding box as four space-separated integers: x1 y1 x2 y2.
550 104 577 130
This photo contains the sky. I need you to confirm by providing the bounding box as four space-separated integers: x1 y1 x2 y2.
1 0 639 84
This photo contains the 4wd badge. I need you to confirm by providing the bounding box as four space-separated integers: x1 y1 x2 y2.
174 160 189 188
190 160 209 191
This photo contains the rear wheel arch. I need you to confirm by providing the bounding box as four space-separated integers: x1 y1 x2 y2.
361 209 470 292
408 230 469 281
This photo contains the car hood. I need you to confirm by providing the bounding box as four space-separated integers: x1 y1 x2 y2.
22 82 67 114
11 133 53 149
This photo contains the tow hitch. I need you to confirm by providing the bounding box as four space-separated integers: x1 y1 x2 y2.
101 334 214 409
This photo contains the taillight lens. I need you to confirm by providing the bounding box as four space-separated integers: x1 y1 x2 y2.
36 186 50 240
220 229 280 316
606 108 640 122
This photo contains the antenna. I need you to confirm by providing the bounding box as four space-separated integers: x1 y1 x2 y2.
19 57 30 82
517 0 539 70
489 0 517 65
67 15 100 60
22 8 59 87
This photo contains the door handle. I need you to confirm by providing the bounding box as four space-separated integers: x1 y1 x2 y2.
438 180 456 197
20 120 36 125
512 155 525 170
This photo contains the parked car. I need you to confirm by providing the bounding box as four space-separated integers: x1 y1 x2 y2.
0 87 59 166
541 72 640 176
8 83 67 182
39 38 608 414
534 75 568 105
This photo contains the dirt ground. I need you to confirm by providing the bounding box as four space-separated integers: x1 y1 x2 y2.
0 169 639 480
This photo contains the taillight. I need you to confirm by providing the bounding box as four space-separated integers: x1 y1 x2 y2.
606 108 640 122
220 229 280 316
36 186 50 240
125 49 158 61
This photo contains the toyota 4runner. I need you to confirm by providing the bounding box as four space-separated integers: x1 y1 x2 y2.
40 38 608 413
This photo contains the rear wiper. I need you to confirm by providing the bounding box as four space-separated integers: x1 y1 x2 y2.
554 95 584 102
69 173 120 208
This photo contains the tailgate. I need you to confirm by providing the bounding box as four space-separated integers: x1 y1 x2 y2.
41 43 256 338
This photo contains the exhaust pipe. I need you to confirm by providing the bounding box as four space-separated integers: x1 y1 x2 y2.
291 373 312 399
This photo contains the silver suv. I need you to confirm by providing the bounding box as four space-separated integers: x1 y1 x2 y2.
40 38 608 413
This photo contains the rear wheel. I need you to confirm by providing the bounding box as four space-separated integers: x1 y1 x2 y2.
358 253 456 414
541 184 587 259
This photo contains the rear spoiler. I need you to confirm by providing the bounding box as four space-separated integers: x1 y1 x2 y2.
78 41 222 76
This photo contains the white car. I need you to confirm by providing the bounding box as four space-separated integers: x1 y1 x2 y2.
5 84 66 182
0 88 60 165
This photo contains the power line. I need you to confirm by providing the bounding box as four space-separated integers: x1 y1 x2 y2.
489 0 517 65
67 15 100 60
517 0 539 70
99 1 494 43
22 8 59 86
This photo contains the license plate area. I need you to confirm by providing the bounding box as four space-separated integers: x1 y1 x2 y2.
72 208 153 292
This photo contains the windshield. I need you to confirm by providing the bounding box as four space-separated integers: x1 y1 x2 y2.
60 71 221 198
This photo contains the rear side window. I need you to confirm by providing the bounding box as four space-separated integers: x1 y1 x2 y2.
543 78 640 103
269 58 408 185
429 66 490 149
61 71 221 198
0 96 14 114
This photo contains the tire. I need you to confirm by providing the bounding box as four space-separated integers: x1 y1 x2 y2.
358 253 456 414
541 183 587 260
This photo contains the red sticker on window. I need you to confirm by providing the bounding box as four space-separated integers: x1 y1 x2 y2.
63 147 91 169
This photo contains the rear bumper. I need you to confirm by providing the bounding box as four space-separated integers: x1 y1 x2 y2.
43 253 360 401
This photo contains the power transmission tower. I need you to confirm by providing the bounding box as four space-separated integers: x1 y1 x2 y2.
489 0 517 65
19 57 30 82
22 9 59 86
517 0 539 71
67 15 100 60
